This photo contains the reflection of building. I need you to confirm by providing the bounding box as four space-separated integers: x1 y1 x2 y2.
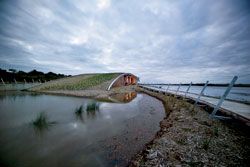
107 73 139 90
109 92 137 103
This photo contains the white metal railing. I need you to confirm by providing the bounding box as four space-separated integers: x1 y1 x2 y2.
139 76 249 119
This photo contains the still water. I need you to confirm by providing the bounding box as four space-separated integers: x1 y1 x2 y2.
0 91 165 167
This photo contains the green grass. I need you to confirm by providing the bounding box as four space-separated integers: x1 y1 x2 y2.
75 105 84 122
32 112 56 133
33 112 49 127
202 138 211 150
73 73 119 90
182 128 192 132
186 161 204 167
213 127 219 137
75 105 83 115
177 137 187 145
35 73 119 91
87 103 95 111
86 103 97 111
86 102 99 117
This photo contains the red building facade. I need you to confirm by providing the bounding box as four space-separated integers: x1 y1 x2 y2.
107 73 138 90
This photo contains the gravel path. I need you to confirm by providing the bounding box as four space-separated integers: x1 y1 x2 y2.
130 87 250 167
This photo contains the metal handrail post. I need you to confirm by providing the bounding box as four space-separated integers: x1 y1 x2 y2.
1 78 5 85
185 82 192 98
210 76 238 117
166 84 170 91
194 81 209 106
176 83 181 95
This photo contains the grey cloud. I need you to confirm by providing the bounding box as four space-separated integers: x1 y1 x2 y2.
0 0 249 83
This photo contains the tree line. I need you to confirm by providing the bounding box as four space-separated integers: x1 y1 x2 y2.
0 68 70 83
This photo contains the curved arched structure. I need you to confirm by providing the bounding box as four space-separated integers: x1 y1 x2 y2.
107 73 139 90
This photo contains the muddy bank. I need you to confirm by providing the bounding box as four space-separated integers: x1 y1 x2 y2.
130 87 250 166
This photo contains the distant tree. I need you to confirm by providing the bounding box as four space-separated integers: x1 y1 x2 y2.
0 68 7 73
28 69 44 76
17 70 26 75
0 68 67 83
9 69 17 73
46 72 56 75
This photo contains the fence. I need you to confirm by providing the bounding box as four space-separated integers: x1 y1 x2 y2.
140 75 250 120
0 78 43 91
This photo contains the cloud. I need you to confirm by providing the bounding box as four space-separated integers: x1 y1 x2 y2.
97 0 111 10
0 0 250 83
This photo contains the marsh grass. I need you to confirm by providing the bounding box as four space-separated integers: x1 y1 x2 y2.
177 137 187 145
86 102 100 118
75 105 84 122
182 128 192 132
186 161 204 167
213 127 219 137
74 103 100 121
75 105 83 115
32 112 56 134
86 103 97 111
202 138 211 150
190 105 199 116
86 102 99 112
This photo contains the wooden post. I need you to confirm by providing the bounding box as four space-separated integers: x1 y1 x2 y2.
210 76 238 118
194 81 209 106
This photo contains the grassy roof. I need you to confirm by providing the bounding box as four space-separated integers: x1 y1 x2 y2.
29 73 121 91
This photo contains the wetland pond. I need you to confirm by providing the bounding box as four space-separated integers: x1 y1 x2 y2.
0 91 165 167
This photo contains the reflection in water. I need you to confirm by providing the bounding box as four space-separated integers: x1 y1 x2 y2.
0 91 40 101
108 92 137 103
0 92 165 167
32 112 56 136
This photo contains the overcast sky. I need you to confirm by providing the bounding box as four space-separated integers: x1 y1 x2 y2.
0 0 250 83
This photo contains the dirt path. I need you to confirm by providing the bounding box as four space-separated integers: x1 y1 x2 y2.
130 87 250 166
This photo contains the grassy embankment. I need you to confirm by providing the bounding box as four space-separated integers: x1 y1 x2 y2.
29 73 121 91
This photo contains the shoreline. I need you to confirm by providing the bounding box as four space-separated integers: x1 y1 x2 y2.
24 85 138 103
129 87 250 166
1 85 249 166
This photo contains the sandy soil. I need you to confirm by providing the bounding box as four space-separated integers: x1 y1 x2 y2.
130 87 250 167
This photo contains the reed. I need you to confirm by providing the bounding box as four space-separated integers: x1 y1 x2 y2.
32 112 56 133
86 103 97 111
202 138 211 150
75 105 83 115
33 112 49 128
